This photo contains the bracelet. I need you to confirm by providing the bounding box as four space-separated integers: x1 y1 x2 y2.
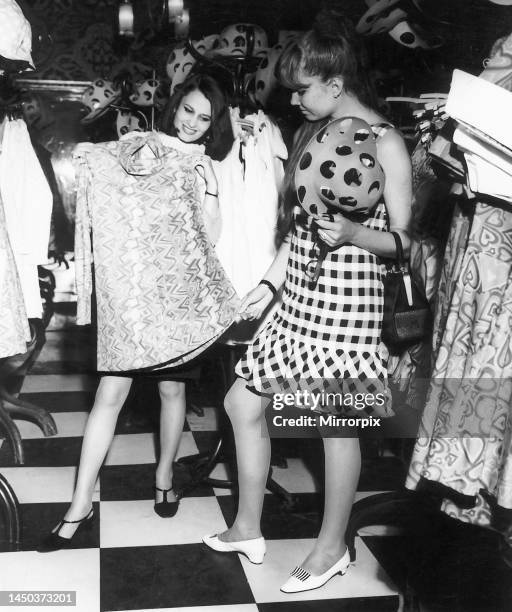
205 190 218 197
259 279 278 297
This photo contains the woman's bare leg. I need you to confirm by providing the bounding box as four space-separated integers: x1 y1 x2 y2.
219 377 270 541
57 376 133 537
298 436 360 574
155 380 186 503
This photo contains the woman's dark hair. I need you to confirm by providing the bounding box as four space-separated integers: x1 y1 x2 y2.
159 74 234 161
275 11 378 241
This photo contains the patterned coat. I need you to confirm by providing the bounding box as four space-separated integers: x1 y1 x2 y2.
74 132 239 372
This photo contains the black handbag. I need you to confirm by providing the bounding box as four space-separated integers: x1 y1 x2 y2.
381 232 432 353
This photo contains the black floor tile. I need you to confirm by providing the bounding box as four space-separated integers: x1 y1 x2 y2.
258 596 399 611
28 360 97 374
100 543 255 611
100 462 215 501
362 536 409 594
118 384 191 434
191 430 228 456
114 412 160 435
17 501 100 552
217 493 323 540
19 391 95 413
358 457 406 491
100 464 157 502
0 437 83 467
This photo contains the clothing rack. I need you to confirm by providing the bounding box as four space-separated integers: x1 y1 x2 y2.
0 74 58 464
344 102 512 593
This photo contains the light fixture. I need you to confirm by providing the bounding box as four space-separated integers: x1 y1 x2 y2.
174 9 190 39
168 0 184 19
118 0 189 40
118 0 134 37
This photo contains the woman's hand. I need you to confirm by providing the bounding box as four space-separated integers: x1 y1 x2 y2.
314 214 357 248
195 159 218 194
239 284 275 320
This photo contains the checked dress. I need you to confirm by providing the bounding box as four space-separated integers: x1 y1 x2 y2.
236 123 395 417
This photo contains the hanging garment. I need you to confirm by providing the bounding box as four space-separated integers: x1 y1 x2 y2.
387 142 447 409
0 190 30 359
406 37 512 529
480 31 512 92
0 0 33 69
406 201 512 528
0 118 52 318
214 109 287 299
74 131 239 372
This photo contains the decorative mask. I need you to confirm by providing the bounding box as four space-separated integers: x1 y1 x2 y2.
214 23 268 57
81 79 121 124
130 78 168 108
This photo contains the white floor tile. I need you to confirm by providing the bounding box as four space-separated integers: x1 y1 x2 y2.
99 497 227 548
15 412 89 439
174 431 202 461
104 431 198 466
354 491 391 501
109 606 258 612
357 524 402 536
105 433 156 466
0 467 99 504
242 537 398 603
21 374 98 393
186 406 218 431
0 549 100 612
211 463 233 496
269 458 319 494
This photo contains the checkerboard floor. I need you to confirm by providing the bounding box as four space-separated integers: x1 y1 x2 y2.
3 330 511 612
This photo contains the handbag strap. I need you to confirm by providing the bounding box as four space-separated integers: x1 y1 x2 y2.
391 231 406 265
391 231 415 306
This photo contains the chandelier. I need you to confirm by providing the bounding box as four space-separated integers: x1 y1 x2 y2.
118 0 190 39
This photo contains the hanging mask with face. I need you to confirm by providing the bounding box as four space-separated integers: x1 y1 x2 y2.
295 117 385 217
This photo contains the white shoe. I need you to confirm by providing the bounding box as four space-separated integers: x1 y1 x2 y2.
280 548 351 593
202 533 266 564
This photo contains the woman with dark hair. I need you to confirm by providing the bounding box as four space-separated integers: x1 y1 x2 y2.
203 11 412 593
38 74 236 552
159 73 234 163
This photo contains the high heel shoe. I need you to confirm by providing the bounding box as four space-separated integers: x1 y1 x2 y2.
37 508 94 553
202 534 266 564
280 548 351 593
154 486 179 518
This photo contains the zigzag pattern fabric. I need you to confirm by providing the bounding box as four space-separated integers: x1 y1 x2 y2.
74 132 239 372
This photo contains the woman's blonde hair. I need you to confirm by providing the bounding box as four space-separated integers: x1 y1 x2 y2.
275 10 378 240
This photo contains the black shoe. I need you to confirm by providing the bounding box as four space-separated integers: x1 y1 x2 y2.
154 486 180 518
37 508 94 553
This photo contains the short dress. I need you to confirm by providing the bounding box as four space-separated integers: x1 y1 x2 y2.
235 123 395 418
